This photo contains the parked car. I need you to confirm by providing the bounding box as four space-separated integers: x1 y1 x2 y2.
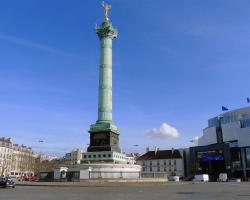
23 175 38 182
168 176 180 182
218 173 228 182
228 178 241 183
193 174 209 182
0 177 16 188
183 175 195 181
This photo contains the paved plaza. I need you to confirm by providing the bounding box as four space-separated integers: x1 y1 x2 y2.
1 182 250 200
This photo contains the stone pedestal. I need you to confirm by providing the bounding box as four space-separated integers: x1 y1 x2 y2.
87 122 120 153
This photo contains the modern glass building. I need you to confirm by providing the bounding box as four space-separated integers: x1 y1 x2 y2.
185 106 250 181
199 106 250 147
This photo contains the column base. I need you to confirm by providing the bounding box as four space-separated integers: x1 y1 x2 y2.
89 121 119 133
88 121 121 153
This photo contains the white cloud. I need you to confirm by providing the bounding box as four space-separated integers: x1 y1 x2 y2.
146 123 180 139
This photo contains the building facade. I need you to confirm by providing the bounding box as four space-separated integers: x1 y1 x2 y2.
0 137 35 177
199 106 250 147
0 138 13 176
64 149 83 164
137 148 184 177
82 151 136 164
186 106 250 180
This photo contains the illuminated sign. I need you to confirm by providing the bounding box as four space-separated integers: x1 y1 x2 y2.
197 151 223 161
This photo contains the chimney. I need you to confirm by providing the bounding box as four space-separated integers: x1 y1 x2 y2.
154 146 158 155
146 147 150 152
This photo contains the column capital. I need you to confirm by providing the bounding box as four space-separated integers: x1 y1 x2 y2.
96 21 118 39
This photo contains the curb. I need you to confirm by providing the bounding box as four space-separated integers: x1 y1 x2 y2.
16 180 190 187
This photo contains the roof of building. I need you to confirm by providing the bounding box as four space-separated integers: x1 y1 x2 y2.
206 106 250 129
209 106 250 121
137 149 182 160
0 137 11 143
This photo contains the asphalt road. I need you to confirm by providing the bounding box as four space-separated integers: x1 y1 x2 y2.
1 182 250 200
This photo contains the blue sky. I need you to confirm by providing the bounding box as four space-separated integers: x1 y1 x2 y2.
0 0 250 156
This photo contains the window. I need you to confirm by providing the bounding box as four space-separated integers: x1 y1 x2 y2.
88 155 91 158
103 154 106 158
241 117 250 128
93 155 96 158
231 148 241 169
108 154 111 158
150 161 152 166
98 154 101 158
208 117 219 127
169 160 171 165
164 161 166 165
157 167 160 172
84 155 87 158
174 160 176 165
150 167 152 172
164 167 167 172
245 147 250 168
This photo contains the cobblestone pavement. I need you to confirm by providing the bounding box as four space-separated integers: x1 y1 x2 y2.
1 182 250 200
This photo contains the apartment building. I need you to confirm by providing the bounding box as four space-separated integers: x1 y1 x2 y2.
0 137 35 177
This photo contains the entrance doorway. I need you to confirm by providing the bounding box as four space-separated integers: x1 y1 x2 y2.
197 151 226 181
199 160 226 181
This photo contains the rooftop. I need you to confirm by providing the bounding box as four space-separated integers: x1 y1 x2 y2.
207 106 250 128
137 150 182 160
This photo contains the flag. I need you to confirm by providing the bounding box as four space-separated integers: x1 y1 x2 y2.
222 106 229 111
247 97 250 103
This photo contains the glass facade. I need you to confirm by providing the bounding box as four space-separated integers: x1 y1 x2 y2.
208 117 219 128
241 117 250 128
208 113 250 128
230 148 241 169
221 113 240 125
245 147 250 168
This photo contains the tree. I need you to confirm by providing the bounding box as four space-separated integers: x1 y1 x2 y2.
0 159 9 176
18 152 36 177
0 154 12 176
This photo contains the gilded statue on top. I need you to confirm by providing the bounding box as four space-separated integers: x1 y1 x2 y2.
102 1 112 21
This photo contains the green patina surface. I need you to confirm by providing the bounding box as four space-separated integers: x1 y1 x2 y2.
90 20 118 134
